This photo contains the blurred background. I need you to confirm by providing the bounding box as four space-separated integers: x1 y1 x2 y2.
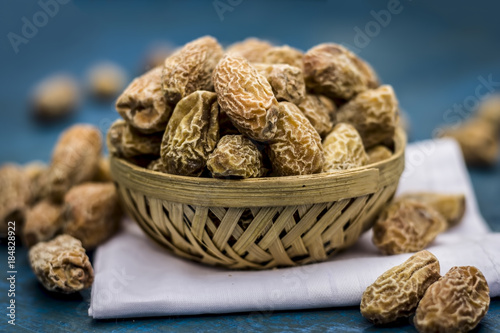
0 0 499 227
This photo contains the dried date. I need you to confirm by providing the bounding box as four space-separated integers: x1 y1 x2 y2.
268 102 323 175
361 250 441 324
297 94 336 137
337 85 399 148
414 266 490 333
207 135 265 178
162 36 223 104
160 91 219 176
253 63 306 104
213 54 279 141
372 199 447 255
303 43 378 100
116 66 172 134
323 123 368 171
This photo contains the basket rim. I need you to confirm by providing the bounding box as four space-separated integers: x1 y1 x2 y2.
111 128 406 207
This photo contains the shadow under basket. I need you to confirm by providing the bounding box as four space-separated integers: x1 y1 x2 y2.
111 128 406 270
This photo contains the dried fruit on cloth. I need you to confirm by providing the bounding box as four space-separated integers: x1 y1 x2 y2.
372 199 447 255
398 192 466 228
361 250 441 324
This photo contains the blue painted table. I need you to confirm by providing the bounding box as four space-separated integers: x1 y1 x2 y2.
1 0 500 331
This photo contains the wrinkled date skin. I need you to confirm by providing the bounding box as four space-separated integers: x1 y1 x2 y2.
29 235 94 294
161 91 219 176
253 63 306 105
263 45 304 69
162 36 223 104
414 266 490 333
121 123 162 158
116 66 172 134
323 123 368 171
226 37 274 63
303 43 379 100
213 55 279 141
361 250 441 324
22 200 63 248
297 94 336 137
399 192 466 228
372 199 447 255
337 85 399 148
43 124 102 203
207 135 265 178
106 119 162 158
268 102 324 176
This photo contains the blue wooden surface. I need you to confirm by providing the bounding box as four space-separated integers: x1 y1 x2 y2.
1 0 500 332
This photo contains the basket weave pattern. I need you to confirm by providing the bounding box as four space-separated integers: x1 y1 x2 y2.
112 129 406 269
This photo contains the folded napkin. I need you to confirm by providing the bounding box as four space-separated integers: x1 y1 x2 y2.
89 138 499 319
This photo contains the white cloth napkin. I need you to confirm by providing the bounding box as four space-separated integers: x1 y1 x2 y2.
89 138 499 319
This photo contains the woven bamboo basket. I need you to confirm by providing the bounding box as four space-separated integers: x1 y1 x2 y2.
111 128 406 270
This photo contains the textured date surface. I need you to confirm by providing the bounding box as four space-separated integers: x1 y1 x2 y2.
361 250 441 324
213 55 278 141
116 66 171 134
253 63 306 104
207 135 264 178
43 124 102 202
415 266 490 333
63 182 122 250
264 45 304 69
121 123 162 158
268 102 323 176
297 94 336 137
162 36 223 104
22 200 63 248
29 234 94 294
323 123 368 171
399 192 466 228
372 199 447 255
106 119 162 158
226 37 273 63
303 43 379 100
337 85 399 148
161 91 219 176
